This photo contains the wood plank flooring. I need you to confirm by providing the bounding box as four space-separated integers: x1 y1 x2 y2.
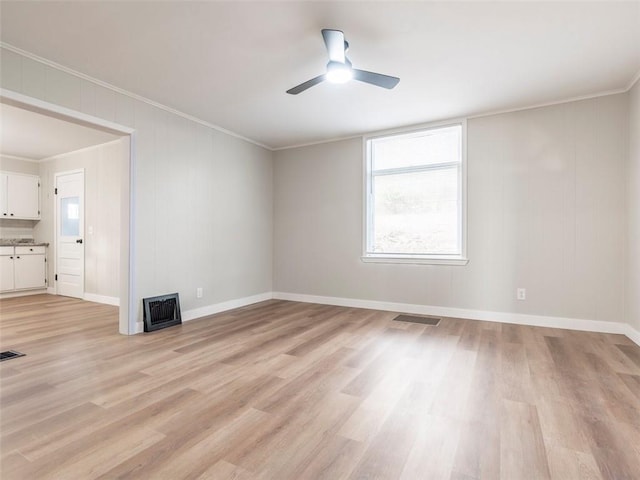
1 294 639 479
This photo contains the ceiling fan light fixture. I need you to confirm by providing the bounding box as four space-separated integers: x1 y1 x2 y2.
286 29 399 94
326 62 353 84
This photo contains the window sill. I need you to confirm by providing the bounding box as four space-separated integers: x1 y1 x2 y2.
361 255 469 266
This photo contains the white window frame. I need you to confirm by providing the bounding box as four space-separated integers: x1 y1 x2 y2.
362 119 468 266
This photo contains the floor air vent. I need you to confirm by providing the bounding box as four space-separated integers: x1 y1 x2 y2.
143 293 182 332
0 350 26 362
393 314 441 326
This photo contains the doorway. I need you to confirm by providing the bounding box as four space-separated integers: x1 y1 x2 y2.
0 89 135 335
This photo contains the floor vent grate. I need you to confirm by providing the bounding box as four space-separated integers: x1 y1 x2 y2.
143 293 182 332
393 314 441 326
0 350 26 362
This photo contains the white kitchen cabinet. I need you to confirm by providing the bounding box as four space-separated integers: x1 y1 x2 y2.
0 172 41 220
0 173 7 218
0 245 47 292
14 246 46 290
0 247 15 292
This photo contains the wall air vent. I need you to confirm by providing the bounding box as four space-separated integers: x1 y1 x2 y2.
143 293 182 332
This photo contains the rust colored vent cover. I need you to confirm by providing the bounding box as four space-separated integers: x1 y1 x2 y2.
143 293 182 332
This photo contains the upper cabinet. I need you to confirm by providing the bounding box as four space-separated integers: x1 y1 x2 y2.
0 172 41 220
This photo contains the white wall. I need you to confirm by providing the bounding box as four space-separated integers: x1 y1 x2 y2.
1 45 634 334
274 94 629 324
36 139 127 298
628 80 640 332
1 47 274 328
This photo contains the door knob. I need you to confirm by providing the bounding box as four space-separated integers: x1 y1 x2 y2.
76 239 83 244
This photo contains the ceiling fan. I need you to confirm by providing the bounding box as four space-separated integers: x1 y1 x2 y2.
286 29 400 95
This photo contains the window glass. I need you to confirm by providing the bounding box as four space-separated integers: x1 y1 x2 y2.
372 126 460 171
372 167 460 254
61 196 80 236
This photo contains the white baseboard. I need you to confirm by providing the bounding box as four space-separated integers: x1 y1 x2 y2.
182 292 273 322
27 289 120 307
0 289 48 299
126 289 640 347
624 324 640 346
83 293 120 306
134 292 273 334
272 291 640 346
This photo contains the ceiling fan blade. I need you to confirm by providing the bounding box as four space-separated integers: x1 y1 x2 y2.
353 69 400 89
321 29 346 64
286 74 326 95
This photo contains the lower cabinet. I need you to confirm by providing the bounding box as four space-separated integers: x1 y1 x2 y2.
0 250 14 291
0 246 47 292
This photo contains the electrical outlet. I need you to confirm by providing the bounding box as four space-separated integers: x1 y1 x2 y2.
517 288 526 301
196 287 203 299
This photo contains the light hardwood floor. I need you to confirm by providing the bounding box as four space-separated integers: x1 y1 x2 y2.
1 294 639 479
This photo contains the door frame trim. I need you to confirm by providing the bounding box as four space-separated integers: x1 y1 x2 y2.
53 168 86 299
1 88 137 335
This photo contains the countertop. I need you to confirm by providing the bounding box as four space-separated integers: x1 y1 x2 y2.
0 239 49 247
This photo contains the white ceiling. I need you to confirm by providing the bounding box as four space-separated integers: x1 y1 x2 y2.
1 1 638 150
0 103 120 160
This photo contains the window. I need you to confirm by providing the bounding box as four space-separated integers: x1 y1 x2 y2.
363 121 468 265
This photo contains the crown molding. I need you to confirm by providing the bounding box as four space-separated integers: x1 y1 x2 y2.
0 42 274 151
627 68 640 92
272 134 362 152
274 83 634 152
3 41 637 153
39 138 125 163
466 86 630 122
0 153 40 163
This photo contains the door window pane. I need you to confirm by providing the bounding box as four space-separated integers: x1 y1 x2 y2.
61 196 80 236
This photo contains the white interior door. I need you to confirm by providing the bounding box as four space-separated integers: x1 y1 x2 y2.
56 171 84 298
